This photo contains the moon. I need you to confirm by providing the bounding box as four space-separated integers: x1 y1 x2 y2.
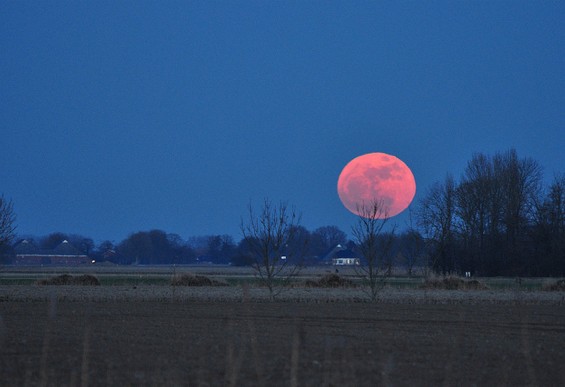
337 152 416 219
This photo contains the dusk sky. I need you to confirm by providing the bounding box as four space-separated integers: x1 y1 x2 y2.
2 1 564 244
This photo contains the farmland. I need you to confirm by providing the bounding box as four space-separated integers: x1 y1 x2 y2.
1 266 564 386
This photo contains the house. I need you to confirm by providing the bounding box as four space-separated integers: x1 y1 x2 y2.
14 239 90 265
332 256 360 266
322 244 361 266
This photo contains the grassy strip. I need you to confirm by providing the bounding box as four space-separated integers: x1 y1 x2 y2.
0 269 563 291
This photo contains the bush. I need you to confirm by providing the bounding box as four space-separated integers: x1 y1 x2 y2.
420 276 488 290
305 274 356 288
36 274 100 286
543 279 565 291
171 273 227 287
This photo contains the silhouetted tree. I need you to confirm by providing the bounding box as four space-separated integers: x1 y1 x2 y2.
533 174 565 276
352 200 396 301
231 236 258 266
40 232 68 250
206 234 236 264
186 235 233 264
91 240 118 263
167 233 196 264
0 194 16 263
497 150 542 275
413 149 555 276
400 210 426 276
285 225 310 264
240 199 306 299
417 174 458 275
456 152 497 275
455 150 543 275
118 229 181 265
310 225 347 259
398 229 425 277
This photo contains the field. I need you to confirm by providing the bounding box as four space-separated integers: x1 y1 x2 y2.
1 266 564 386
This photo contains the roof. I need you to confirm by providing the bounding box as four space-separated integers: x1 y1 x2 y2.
14 239 86 257
54 240 81 255
321 244 359 262
13 239 38 254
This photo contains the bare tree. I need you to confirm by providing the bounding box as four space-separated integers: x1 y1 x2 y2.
534 174 565 275
416 174 458 275
456 150 543 275
240 199 305 299
496 149 543 274
402 209 426 277
352 200 396 301
311 226 347 251
456 153 495 276
0 195 16 262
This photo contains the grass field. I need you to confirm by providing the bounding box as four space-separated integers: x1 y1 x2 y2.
1 265 564 386
0 264 557 290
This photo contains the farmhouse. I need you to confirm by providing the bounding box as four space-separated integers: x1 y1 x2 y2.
323 244 361 266
14 239 90 265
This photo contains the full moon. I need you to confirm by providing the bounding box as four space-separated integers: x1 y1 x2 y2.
337 152 416 219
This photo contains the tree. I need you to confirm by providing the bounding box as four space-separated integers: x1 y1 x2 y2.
351 200 396 301
455 150 543 275
231 236 258 266
416 174 458 275
92 240 118 263
40 232 68 250
533 174 565 276
117 229 179 265
310 226 347 258
414 150 560 276
456 152 496 276
186 235 234 264
285 225 310 265
167 233 196 264
240 199 306 299
398 229 425 277
401 210 426 277
206 234 236 264
117 232 150 264
67 234 94 256
496 149 542 275
0 195 16 262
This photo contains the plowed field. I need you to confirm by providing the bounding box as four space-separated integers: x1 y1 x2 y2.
1 287 564 386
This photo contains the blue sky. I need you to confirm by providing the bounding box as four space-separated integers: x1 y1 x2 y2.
1 1 563 243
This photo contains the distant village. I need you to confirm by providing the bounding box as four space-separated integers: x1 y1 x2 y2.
8 227 402 269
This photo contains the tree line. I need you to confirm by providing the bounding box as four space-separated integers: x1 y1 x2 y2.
417 149 565 277
1 148 564 276
3 226 353 267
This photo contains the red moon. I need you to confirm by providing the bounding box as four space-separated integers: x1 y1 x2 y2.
337 152 416 219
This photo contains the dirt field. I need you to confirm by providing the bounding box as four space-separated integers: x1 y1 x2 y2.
1 286 564 386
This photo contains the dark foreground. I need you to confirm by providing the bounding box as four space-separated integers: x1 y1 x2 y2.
1 298 564 386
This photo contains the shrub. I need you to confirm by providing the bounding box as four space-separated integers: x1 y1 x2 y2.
305 274 356 288
36 274 100 286
543 279 565 291
170 273 227 287
420 276 488 290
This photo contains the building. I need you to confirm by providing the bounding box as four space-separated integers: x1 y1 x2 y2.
322 244 361 266
332 256 360 266
13 239 90 265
